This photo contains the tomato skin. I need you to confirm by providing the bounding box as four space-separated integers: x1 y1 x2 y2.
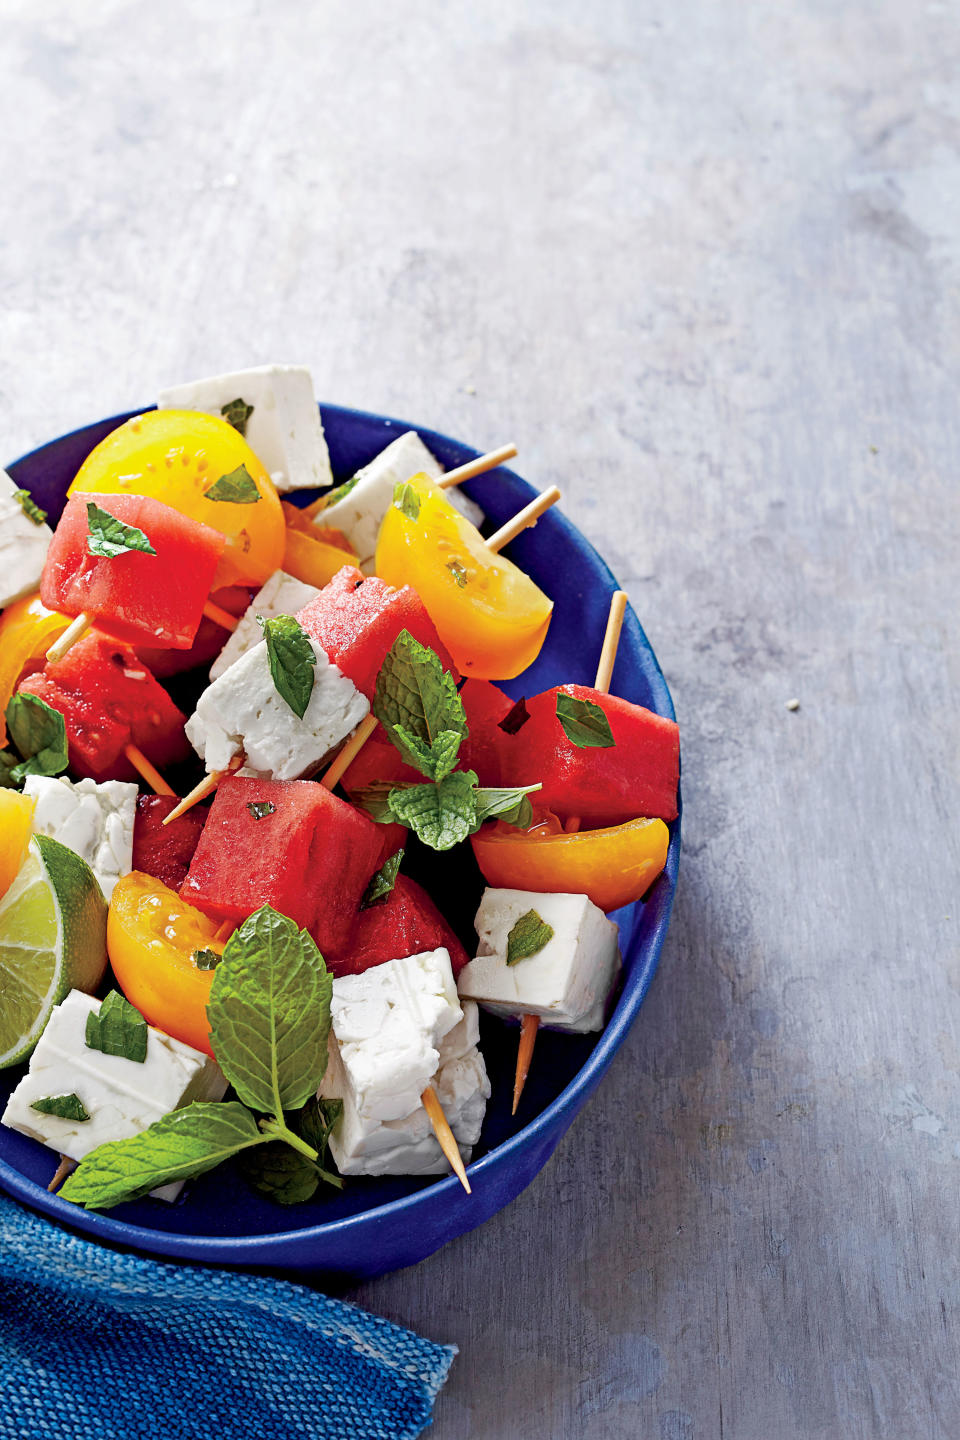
69 410 285 589
108 871 223 1056
470 813 670 913
0 594 70 746
375 474 553 679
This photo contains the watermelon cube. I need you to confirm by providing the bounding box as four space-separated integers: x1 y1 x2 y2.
42 492 225 649
498 684 679 826
458 679 514 788
336 874 469 980
180 775 383 959
17 633 190 783
296 565 458 700
132 794 209 891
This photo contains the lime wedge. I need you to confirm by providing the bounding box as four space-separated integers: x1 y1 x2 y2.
0 834 107 1068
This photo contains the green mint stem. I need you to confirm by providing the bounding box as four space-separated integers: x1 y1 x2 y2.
259 1117 319 1163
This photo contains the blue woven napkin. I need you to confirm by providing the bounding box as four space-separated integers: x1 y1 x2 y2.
0 1195 455 1440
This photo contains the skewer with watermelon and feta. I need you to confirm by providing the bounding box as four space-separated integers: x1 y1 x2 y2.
456 591 679 1110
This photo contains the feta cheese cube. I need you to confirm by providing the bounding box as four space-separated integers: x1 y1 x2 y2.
318 431 485 573
0 468 53 607
209 570 320 681
321 1015 491 1177
23 776 136 901
186 634 368 779
1 990 227 1201
158 365 334 493
459 889 622 1033
327 948 463 1123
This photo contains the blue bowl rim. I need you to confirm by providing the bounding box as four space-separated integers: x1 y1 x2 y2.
0 399 681 1264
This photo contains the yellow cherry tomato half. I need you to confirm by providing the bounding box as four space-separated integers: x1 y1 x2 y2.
0 593 70 745
470 812 670 913
69 409 285 589
279 503 359 588
0 792 36 901
107 871 225 1056
375 474 553 679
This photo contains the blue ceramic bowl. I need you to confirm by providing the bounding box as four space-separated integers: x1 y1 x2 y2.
0 404 680 1280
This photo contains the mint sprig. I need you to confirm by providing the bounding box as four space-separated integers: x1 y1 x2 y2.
205 464 261 504
387 771 479 851
242 1097 343 1204
32 1094 90 1122
506 910 555 965
86 502 157 559
59 907 340 1211
323 474 361 507
85 991 148 1064
555 692 615 749
362 848 404 908
14 489 47 526
258 614 316 720
4 694 69 783
220 398 254 436
392 481 420 520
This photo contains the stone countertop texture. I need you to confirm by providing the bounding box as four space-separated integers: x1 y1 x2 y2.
2 2 958 1436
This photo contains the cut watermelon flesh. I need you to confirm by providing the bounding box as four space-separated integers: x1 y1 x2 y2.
132 794 209 892
458 678 514 788
17 633 190 782
180 775 383 961
498 683 680 826
41 491 225 649
296 565 459 700
335 874 470 979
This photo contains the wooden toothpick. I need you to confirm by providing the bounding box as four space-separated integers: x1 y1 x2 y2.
421 1085 471 1193
45 611 90 663
437 443 518 490
512 589 629 1114
123 744 175 797
484 487 562 555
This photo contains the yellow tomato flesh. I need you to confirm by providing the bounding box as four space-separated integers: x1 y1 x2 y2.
69 409 285 589
375 474 553 679
107 871 224 1056
0 792 36 901
471 813 670 913
0 593 70 745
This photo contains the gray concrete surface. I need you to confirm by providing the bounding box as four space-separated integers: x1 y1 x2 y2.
2 1 958 1435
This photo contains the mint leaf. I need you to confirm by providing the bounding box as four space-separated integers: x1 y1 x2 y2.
242 1097 342 1204
60 1102 266 1210
393 481 420 521
0 750 20 789
192 948 221 971
506 909 555 965
86 502 157 559
220 397 254 436
350 781 404 823
205 464 261 504
14 489 47 526
374 630 466 751
387 770 478 851
323 474 360 507
446 561 467 588
362 848 404 908
85 991 148 1063
247 800 276 820
207 906 333 1115
31 1094 90 1122
555 692 615 749
390 724 462 783
5 693 68 782
258 614 316 719
498 697 530 735
473 784 541 829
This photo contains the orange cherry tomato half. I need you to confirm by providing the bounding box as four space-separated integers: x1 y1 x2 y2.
470 812 670 913
0 792 36 901
69 409 285 590
281 525 359 590
375 474 553 679
107 871 225 1057
0 593 70 745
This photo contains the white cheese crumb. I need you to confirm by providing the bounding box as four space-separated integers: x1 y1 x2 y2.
209 570 320 681
23 776 137 901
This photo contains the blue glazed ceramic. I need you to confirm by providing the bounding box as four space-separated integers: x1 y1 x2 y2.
0 404 681 1279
